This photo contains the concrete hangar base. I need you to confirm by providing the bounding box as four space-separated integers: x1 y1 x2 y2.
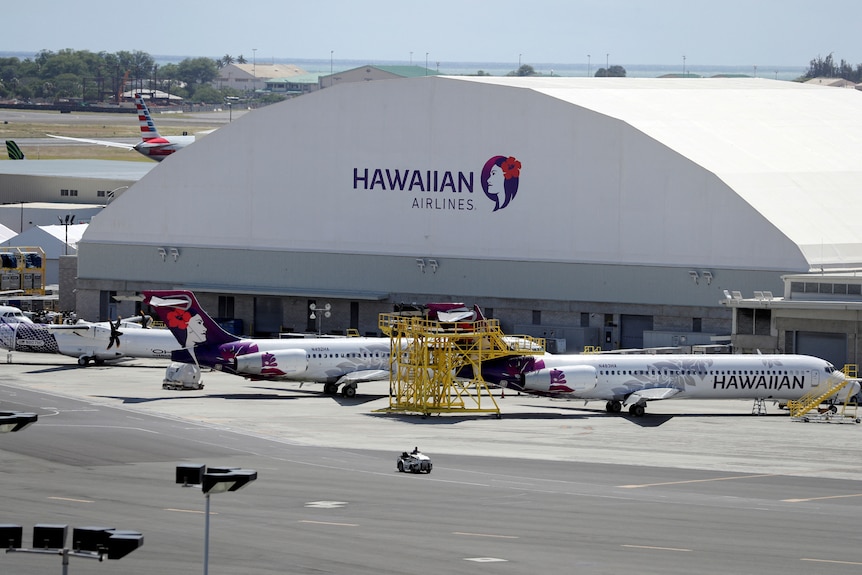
74 77 862 366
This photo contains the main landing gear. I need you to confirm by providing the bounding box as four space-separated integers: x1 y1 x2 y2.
605 399 647 417
323 382 358 398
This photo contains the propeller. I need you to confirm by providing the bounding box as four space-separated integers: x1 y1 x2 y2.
107 317 123 349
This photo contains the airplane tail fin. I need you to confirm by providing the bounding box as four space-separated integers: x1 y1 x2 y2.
143 290 239 347
134 93 163 141
6 140 25 160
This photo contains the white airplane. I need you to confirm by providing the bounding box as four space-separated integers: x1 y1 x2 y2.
46 93 196 162
143 290 392 397
472 351 857 416
0 314 180 365
0 305 33 324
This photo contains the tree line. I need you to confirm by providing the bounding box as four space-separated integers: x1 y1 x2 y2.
804 53 862 82
0 49 231 104
1 49 859 105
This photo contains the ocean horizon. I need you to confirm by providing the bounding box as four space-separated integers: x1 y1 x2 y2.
289 58 807 81
0 51 809 81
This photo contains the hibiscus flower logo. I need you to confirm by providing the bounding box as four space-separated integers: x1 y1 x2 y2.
481 155 521 211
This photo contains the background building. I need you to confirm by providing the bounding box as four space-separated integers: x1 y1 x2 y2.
74 77 862 363
216 63 306 93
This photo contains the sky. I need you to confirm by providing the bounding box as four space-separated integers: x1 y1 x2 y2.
6 0 862 68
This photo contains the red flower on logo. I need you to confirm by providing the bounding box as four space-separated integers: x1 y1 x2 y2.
166 308 191 330
501 156 521 180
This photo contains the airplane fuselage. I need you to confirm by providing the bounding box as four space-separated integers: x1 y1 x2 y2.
480 353 844 402
135 136 195 161
0 321 178 363
176 336 394 383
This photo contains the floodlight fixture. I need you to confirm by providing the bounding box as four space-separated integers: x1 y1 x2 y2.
0 411 37 433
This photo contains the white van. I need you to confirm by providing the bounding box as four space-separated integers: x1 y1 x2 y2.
0 305 34 324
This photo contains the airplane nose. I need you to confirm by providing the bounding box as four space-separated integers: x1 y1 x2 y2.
831 370 848 380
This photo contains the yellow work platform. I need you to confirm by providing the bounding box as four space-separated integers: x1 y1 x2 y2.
377 313 545 417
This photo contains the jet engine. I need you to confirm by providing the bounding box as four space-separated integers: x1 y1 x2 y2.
522 365 597 395
233 349 307 376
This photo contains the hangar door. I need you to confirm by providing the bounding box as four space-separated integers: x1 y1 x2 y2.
254 297 283 337
620 314 653 350
792 331 847 369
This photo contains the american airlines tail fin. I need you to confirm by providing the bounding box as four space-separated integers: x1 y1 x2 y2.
6 140 25 160
134 93 163 141
143 290 239 348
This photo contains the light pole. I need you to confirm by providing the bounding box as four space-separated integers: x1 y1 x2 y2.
58 214 75 256
309 302 331 335
177 464 258 575
683 55 686 77
105 186 128 207
4 524 143 573
330 50 334 87
0 411 37 432
410 51 413 65
425 52 429 75
587 54 591 77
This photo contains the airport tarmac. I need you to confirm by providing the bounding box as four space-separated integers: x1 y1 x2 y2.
3 352 862 575
5 351 861 480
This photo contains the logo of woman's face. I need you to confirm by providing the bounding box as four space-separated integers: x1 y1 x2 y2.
186 314 207 346
481 155 521 211
487 164 505 195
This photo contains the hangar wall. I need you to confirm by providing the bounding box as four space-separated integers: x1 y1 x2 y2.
75 77 824 341
82 77 807 271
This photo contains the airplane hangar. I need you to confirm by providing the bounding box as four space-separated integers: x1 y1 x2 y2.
0 159 152 206
74 77 862 363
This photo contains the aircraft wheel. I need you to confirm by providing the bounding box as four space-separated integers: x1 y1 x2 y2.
606 400 622 413
323 383 335 395
342 385 357 398
629 403 646 417
77 357 90 366
829 404 838 414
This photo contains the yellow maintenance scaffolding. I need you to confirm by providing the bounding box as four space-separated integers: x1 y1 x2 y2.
788 364 860 423
377 313 545 417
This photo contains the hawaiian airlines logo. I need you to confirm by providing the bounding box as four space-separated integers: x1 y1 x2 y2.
260 352 287 376
352 154 522 212
548 369 575 393
481 155 521 211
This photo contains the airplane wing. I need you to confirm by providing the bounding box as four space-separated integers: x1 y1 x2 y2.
43 323 93 332
626 387 682 404
47 134 135 150
335 370 390 385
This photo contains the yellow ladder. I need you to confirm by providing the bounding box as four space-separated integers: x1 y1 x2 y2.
787 364 856 418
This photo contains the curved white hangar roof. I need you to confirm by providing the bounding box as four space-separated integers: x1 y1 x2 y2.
84 77 862 272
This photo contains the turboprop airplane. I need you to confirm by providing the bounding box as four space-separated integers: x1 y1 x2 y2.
47 93 196 161
0 315 179 365
143 290 392 397
0 305 33 324
471 352 856 416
